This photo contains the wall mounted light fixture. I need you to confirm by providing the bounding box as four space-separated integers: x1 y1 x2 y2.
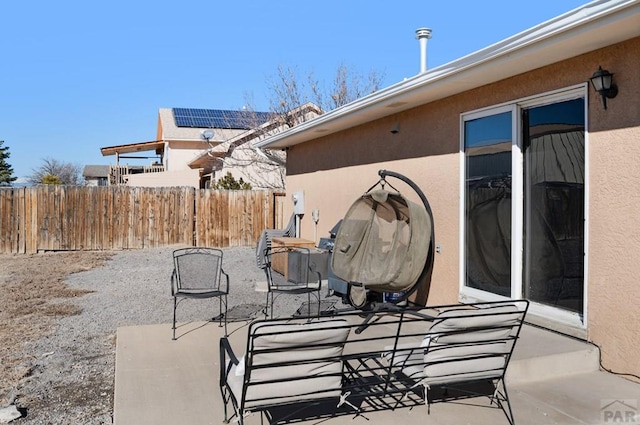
589 66 618 110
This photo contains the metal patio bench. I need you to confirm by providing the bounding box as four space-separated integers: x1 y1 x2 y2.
218 300 528 424
384 300 529 425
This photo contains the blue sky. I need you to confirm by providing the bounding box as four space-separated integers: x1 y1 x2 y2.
1 0 589 181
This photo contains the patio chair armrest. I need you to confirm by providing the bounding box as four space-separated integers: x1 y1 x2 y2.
297 265 322 290
221 268 230 294
313 270 322 290
170 269 177 296
220 337 240 385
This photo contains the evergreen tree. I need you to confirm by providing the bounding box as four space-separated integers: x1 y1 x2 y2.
212 172 252 190
0 140 17 186
42 174 62 185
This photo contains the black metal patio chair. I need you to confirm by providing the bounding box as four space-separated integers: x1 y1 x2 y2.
171 247 229 339
263 245 322 319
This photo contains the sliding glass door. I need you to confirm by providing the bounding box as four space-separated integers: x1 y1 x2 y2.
464 109 513 297
522 98 585 314
463 92 585 318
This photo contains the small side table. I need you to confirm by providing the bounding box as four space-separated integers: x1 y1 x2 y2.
270 237 316 278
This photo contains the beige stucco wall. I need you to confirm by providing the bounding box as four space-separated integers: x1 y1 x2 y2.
166 141 209 172
126 169 201 188
586 37 640 379
588 126 640 380
218 144 285 190
287 155 460 306
283 37 640 377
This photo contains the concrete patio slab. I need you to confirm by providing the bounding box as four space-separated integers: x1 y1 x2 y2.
114 320 640 425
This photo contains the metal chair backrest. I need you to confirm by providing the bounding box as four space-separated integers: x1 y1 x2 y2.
264 246 309 286
420 302 528 386
242 318 351 408
173 247 224 293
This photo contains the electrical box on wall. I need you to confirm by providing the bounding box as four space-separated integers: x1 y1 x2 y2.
292 190 305 215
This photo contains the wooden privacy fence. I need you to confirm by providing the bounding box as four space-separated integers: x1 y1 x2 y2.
0 186 284 254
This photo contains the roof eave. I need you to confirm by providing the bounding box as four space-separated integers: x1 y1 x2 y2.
256 0 640 150
101 141 165 157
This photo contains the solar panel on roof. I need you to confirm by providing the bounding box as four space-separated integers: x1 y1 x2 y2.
173 108 272 129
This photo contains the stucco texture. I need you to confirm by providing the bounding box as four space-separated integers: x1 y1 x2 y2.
587 129 640 377
284 36 640 377
287 155 460 307
585 37 640 378
126 168 201 188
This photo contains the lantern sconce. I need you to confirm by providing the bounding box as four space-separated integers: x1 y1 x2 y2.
589 66 618 110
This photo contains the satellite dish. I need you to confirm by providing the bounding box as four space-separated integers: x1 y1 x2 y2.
201 129 215 141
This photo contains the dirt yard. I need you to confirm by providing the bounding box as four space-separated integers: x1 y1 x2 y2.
0 251 114 422
0 245 269 424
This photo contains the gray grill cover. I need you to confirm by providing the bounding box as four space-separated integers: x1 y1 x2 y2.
331 189 431 293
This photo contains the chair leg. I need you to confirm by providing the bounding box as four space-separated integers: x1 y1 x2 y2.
270 292 275 319
316 291 321 317
219 294 227 336
264 291 270 319
210 296 228 335
222 294 228 336
172 297 178 340
221 387 229 423
498 378 516 425
216 295 227 334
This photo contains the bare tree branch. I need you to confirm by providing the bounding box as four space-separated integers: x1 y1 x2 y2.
209 63 385 190
28 158 83 185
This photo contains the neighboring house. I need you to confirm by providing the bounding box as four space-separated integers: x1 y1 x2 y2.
189 103 322 189
256 1 640 379
82 165 109 186
100 104 321 189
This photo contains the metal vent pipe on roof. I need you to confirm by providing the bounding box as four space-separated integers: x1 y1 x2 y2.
415 27 432 73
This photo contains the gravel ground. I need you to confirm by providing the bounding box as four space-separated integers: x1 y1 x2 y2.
11 245 318 424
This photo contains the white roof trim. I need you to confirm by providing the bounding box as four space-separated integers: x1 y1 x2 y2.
256 0 639 149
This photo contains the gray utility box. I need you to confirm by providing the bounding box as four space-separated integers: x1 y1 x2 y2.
287 248 330 283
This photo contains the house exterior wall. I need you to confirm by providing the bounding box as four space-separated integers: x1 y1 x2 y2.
157 108 249 174
165 141 210 172
126 168 201 188
85 177 108 187
286 157 460 306
284 37 640 376
589 125 640 380
217 144 285 190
